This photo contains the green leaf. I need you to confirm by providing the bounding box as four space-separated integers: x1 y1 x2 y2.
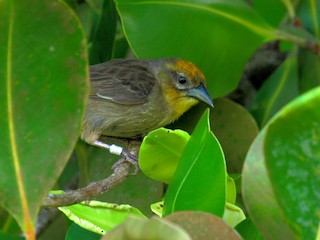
265 87 320 238
298 49 320 92
296 0 320 39
211 98 259 173
66 223 101 240
163 110 226 217
0 208 21 237
102 216 191 240
59 200 146 235
251 0 287 27
89 0 117 64
70 1 95 40
242 130 295 239
115 0 275 97
139 128 190 184
243 87 320 239
235 219 263 240
0 231 24 240
0 0 88 236
151 201 164 218
222 203 246 228
165 211 242 240
112 23 129 58
226 176 236 204
251 50 300 127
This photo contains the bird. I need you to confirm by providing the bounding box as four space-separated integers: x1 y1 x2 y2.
81 58 214 169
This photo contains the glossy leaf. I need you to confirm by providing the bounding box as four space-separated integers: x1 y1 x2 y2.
166 211 242 240
0 208 21 237
70 1 95 40
115 0 275 97
251 0 286 27
251 51 300 127
226 176 236 204
139 128 190 184
151 201 164 218
163 110 226 217
102 216 191 240
235 219 263 240
242 131 295 239
65 223 101 240
89 0 117 64
296 0 320 39
0 0 88 237
211 98 259 173
222 203 246 228
59 200 146 235
265 87 320 239
0 232 24 240
243 87 320 239
298 49 320 92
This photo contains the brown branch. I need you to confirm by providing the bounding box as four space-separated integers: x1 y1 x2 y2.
42 161 132 208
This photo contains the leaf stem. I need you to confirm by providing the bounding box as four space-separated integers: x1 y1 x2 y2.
275 30 320 55
282 0 296 20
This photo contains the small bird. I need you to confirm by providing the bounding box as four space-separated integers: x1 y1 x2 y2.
81 58 213 167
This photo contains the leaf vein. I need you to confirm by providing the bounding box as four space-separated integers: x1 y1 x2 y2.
126 1 274 37
6 2 32 232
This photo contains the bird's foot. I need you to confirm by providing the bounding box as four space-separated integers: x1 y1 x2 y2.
112 149 140 175
92 140 140 174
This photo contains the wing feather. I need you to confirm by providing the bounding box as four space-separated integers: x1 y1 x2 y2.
89 59 156 105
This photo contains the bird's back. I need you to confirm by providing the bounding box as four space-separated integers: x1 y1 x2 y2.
81 59 173 143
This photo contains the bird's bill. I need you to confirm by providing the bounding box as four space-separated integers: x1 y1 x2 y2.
187 83 214 107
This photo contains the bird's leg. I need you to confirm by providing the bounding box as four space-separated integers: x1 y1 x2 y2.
92 140 140 174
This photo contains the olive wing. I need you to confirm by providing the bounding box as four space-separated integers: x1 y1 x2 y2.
89 59 156 105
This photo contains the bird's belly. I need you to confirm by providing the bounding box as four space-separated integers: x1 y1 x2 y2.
82 100 173 141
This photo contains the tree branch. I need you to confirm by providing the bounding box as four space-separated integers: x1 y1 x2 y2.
42 161 132 208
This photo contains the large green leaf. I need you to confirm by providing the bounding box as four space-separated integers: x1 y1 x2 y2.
298 49 320 92
251 51 300 127
265 88 320 238
235 219 263 240
139 128 190 184
243 87 320 239
296 0 320 39
251 0 287 27
0 231 24 240
163 110 226 217
0 0 88 236
242 131 295 239
88 0 117 64
211 98 259 173
222 203 246 228
66 223 100 240
59 200 146 235
296 1 320 92
115 0 275 97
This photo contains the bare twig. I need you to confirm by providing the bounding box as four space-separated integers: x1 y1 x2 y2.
42 161 132 208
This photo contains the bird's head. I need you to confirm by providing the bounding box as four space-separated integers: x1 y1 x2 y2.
157 58 214 120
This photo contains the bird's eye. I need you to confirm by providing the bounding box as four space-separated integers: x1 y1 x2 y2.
178 75 187 84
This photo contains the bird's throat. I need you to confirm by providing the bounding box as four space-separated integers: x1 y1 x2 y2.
162 84 199 121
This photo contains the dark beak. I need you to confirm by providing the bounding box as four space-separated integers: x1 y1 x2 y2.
187 82 214 107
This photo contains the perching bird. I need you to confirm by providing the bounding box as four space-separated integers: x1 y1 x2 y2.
81 58 213 167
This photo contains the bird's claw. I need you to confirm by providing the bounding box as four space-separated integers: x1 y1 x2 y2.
112 150 140 175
